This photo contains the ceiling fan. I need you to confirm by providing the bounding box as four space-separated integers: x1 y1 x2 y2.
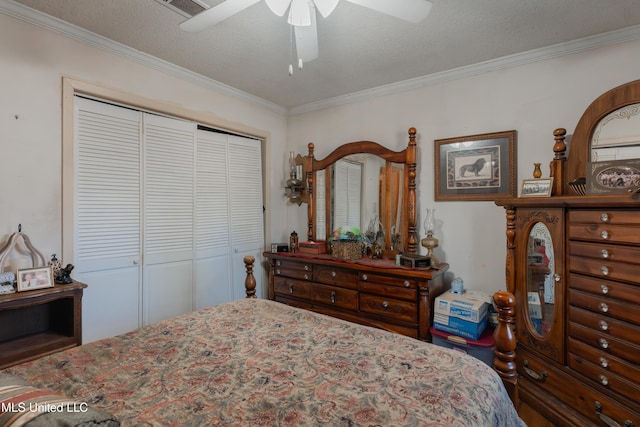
180 0 432 72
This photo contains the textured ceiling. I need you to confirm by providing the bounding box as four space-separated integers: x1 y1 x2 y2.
8 0 640 110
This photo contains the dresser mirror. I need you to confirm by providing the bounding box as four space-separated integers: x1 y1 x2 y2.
562 79 640 192
304 128 419 254
526 222 555 337
591 102 640 162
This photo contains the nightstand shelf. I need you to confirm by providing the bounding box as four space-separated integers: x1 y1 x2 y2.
0 281 87 368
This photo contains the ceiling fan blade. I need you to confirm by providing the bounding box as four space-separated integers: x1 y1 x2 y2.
295 12 319 62
265 0 292 17
313 0 339 18
345 0 432 23
180 0 261 32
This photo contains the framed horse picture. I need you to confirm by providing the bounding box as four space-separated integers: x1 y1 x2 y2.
434 130 517 201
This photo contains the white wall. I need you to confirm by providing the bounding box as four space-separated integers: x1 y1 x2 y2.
0 12 288 279
287 39 640 296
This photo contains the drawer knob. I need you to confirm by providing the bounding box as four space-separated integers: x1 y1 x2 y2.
599 357 609 368
276 261 281 267
362 274 368 281
554 273 561 282
600 375 609 386
600 266 609 276
304 274 309 280
331 271 336 278
304 265 309 271
600 249 609 259
330 291 336 304
600 284 609 294
600 213 610 223
522 360 547 382
599 302 609 313
289 284 294 294
275 269 281 275
600 230 609 240
599 338 609 349
600 320 609 331
404 280 410 287
382 301 389 308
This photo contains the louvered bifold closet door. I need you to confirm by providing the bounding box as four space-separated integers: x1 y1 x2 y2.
74 97 142 343
228 135 265 299
142 113 195 325
194 129 232 308
334 159 362 229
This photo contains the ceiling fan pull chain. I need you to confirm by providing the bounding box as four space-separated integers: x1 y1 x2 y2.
289 24 295 76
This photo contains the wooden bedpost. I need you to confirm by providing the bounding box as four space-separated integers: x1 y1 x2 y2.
549 128 567 196
244 256 256 298
493 291 518 403
406 127 418 254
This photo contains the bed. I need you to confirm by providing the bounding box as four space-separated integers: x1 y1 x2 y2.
2 257 523 426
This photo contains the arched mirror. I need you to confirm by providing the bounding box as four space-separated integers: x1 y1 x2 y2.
526 222 555 337
305 128 418 254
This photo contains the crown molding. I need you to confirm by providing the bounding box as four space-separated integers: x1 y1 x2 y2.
288 24 640 116
2 0 640 117
0 0 287 115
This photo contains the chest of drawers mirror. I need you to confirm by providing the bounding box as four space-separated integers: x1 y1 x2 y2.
267 128 449 341
496 80 640 426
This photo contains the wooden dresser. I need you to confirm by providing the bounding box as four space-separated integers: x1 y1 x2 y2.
264 253 448 341
495 79 640 426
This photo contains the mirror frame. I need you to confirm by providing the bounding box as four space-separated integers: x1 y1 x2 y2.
304 127 419 254
562 79 640 195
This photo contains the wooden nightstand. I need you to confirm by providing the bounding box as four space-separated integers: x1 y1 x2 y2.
0 281 87 368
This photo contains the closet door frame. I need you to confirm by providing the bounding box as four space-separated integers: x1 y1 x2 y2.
61 78 271 331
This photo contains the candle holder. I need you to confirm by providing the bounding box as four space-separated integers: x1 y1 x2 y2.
421 208 440 265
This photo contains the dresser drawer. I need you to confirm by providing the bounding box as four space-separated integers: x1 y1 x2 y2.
570 256 640 284
273 276 311 299
570 305 640 346
359 281 416 301
310 283 358 311
517 349 640 426
570 273 640 306
273 259 313 281
359 294 417 322
569 338 640 391
359 272 416 289
570 240 640 264
313 265 358 289
569 352 640 404
569 322 640 365
569 210 640 226
570 288 640 325
569 223 640 245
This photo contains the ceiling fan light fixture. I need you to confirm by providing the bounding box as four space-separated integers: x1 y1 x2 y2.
312 0 339 18
288 0 312 26
264 0 292 16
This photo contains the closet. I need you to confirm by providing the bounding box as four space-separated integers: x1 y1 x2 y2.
73 97 264 343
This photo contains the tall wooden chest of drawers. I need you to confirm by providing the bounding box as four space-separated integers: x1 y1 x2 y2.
265 253 448 341
496 198 640 427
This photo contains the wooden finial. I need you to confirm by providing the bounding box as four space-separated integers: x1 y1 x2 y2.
243 256 256 298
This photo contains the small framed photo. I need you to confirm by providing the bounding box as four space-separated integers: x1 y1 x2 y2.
521 178 553 197
16 266 54 292
587 159 640 195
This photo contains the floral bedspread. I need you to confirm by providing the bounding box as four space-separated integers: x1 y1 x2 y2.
6 299 525 426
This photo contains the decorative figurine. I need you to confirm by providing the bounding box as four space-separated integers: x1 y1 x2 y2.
55 263 75 284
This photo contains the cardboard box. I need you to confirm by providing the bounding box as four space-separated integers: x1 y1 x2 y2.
527 291 542 331
430 326 495 366
433 292 488 340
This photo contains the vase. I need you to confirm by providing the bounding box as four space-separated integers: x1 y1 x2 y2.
533 163 542 179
